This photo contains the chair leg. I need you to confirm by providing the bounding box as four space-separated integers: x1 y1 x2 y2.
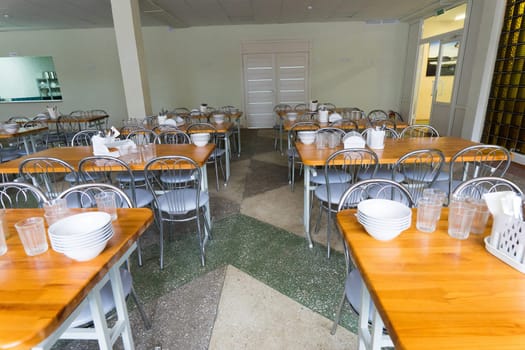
330 287 348 335
214 158 220 191
159 220 165 270
327 209 332 258
136 237 143 267
129 285 152 330
313 202 323 234
196 214 206 267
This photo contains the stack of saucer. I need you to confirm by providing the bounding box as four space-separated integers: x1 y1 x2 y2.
48 212 114 261
357 199 411 241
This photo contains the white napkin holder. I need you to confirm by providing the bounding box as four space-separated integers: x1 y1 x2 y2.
343 133 366 149
319 110 329 123
310 100 318 111
329 113 342 123
47 106 58 119
366 129 385 149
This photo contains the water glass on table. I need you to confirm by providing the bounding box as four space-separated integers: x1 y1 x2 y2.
467 198 490 234
95 192 118 221
416 197 442 233
43 198 70 226
448 198 476 240
14 217 49 256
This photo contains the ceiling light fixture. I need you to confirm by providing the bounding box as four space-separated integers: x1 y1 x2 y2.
454 13 466 21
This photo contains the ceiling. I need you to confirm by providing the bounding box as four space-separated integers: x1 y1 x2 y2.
0 0 464 31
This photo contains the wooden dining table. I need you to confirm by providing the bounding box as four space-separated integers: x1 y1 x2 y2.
295 136 481 247
0 144 215 224
337 207 525 350
0 207 154 350
0 125 48 154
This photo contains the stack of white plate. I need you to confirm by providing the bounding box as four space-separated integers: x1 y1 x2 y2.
357 199 411 241
48 212 114 261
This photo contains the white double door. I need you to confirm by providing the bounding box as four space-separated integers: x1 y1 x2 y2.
243 52 309 128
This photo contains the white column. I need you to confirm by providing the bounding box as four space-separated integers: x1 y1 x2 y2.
110 0 152 119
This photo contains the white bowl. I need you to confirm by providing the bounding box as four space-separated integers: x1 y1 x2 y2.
298 131 316 145
48 212 112 237
287 112 298 121
3 123 19 134
361 224 407 241
62 240 109 261
357 199 411 221
213 114 225 124
191 133 210 147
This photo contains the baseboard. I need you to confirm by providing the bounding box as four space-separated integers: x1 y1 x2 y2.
512 152 525 166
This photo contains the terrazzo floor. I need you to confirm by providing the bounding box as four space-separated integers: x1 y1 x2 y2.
52 129 525 349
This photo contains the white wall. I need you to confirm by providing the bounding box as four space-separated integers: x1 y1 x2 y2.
0 21 409 127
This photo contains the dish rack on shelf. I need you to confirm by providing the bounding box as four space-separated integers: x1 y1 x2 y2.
484 217 525 273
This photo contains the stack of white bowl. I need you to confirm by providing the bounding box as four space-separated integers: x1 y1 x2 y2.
48 212 114 261
212 114 225 124
357 199 411 241
287 112 298 121
298 131 316 144
191 132 210 147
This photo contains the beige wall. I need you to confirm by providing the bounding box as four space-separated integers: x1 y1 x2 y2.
0 21 409 127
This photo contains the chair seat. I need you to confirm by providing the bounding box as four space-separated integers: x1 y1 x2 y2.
358 167 404 182
117 171 148 183
314 183 351 205
123 188 154 208
160 170 195 184
287 148 299 158
157 188 209 215
209 148 226 160
70 268 132 328
311 169 352 185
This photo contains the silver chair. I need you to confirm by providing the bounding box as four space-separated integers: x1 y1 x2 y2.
56 183 151 330
18 157 79 200
452 176 523 199
331 179 414 344
126 128 156 145
432 144 511 202
186 122 226 191
144 156 211 269
399 124 440 138
392 148 445 203
313 148 379 257
321 102 337 112
0 182 48 208
71 129 101 146
273 104 292 152
154 129 191 145
287 122 320 192
367 109 389 122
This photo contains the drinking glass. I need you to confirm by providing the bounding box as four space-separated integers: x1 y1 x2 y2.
416 197 442 233
467 198 490 234
328 133 340 148
316 133 327 149
448 200 476 240
15 217 48 256
95 192 118 221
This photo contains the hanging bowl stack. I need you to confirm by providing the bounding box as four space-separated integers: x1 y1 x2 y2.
48 212 114 261
357 199 411 241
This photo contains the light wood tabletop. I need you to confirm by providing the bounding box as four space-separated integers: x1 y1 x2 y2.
296 136 481 166
0 208 154 350
337 208 525 350
0 126 48 139
0 144 216 174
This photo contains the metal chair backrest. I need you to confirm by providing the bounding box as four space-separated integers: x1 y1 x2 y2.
392 148 445 203
0 182 49 208
126 128 156 145
154 129 191 145
452 176 523 199
18 157 78 199
338 179 415 211
71 129 101 146
399 125 440 138
367 109 389 122
288 121 320 149
57 183 133 209
361 127 399 139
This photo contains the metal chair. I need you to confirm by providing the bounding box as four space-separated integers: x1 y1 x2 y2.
370 118 396 130
144 156 211 269
287 122 320 191
367 109 389 122
71 129 101 146
154 129 191 145
186 122 226 191
0 182 48 208
273 104 292 152
432 145 512 202
399 124 440 138
330 179 414 343
392 148 445 203
56 183 151 330
125 128 156 145
452 176 523 199
321 102 337 112
18 157 79 200
313 149 379 257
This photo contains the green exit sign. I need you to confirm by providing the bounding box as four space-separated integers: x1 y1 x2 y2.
436 8 445 15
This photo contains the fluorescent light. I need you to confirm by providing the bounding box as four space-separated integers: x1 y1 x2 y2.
454 13 466 21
